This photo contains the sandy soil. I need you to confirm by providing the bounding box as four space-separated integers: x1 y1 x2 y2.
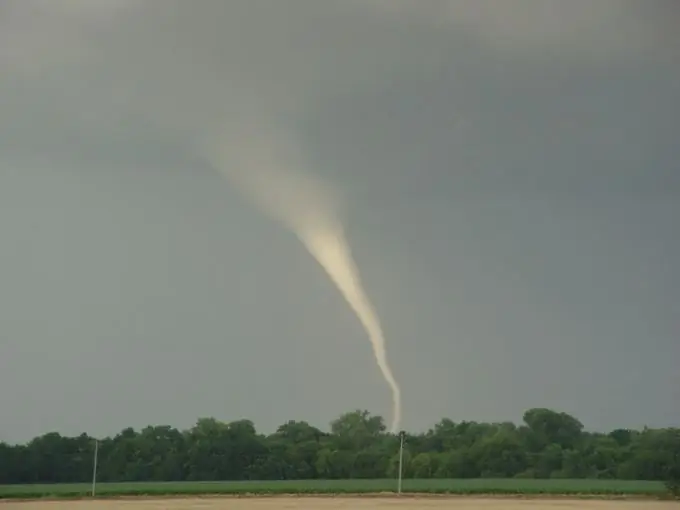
1 497 677 510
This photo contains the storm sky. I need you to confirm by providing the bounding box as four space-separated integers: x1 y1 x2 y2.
0 0 678 443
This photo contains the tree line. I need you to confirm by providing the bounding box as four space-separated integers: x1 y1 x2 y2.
1 408 678 486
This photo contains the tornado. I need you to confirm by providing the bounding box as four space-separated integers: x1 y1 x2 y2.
204 121 402 433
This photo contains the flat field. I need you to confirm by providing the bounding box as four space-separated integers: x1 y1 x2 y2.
0 497 678 510
0 479 667 500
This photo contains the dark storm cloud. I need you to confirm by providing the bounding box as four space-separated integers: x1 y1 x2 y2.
0 1 678 441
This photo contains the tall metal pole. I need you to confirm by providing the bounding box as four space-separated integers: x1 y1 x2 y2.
91 439 99 497
397 431 405 495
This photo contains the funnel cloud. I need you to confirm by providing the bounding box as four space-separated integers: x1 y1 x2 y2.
206 123 402 433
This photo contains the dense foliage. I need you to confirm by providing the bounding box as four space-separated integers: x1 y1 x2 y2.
1 408 678 486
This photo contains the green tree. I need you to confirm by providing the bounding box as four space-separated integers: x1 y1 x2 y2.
522 408 584 450
0 408 676 485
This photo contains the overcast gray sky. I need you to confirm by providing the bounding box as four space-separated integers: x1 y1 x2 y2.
0 0 678 443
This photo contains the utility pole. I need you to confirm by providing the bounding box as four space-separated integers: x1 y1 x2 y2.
397 430 405 495
91 439 99 497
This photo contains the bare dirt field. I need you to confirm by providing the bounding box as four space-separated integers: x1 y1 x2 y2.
1 497 677 510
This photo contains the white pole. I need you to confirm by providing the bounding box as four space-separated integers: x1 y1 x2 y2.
397 431 404 495
91 439 99 497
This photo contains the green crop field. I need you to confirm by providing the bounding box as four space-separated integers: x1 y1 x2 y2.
0 478 667 500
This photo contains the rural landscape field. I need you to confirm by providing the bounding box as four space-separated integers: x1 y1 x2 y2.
0 481 677 509
1 408 678 505
0 478 670 499
1 496 679 510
